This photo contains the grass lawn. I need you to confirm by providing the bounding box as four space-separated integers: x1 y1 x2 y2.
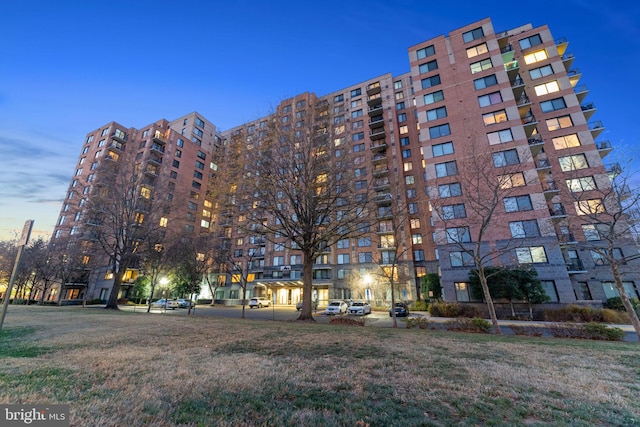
1 306 638 426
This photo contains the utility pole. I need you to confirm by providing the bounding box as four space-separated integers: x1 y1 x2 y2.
0 220 34 332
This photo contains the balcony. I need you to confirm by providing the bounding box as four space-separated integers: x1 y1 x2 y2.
153 130 168 144
373 178 390 190
528 135 544 156
566 259 587 273
502 50 518 80
369 115 385 129
111 131 128 143
375 193 393 205
588 120 605 138
367 93 382 106
573 84 589 103
562 52 575 70
521 114 538 137
370 140 387 151
581 102 597 120
109 140 125 152
144 166 159 177
500 43 513 54
517 93 532 117
147 155 162 165
558 233 577 245
372 153 387 164
555 37 569 57
549 205 567 218
373 166 389 177
150 142 165 154
606 162 621 178
366 81 382 96
368 104 384 116
369 128 386 140
567 68 581 87
535 158 551 170
510 75 525 100
595 140 613 158
542 180 560 200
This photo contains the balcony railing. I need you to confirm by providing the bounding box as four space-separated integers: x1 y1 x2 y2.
536 159 551 169
589 120 604 130
581 102 596 111
549 206 567 217
528 135 543 145
596 140 612 150
566 259 586 272
543 181 558 191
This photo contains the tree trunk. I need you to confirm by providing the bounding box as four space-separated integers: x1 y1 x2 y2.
297 253 315 321
479 271 501 334
390 278 397 329
612 266 640 342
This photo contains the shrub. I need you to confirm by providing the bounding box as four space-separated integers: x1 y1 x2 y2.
445 317 490 333
600 309 629 324
412 300 429 311
543 305 599 322
509 325 543 337
329 317 364 327
405 317 430 329
583 322 625 341
117 298 128 305
85 298 104 305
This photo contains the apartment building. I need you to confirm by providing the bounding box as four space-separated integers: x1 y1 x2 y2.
49 18 639 307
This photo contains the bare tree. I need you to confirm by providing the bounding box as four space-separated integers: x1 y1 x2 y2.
0 239 18 301
565 158 640 341
139 233 170 313
83 157 173 309
427 145 537 333
240 95 373 321
165 236 209 315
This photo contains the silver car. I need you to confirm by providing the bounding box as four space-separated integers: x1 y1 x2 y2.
348 301 371 315
249 297 271 308
325 300 348 315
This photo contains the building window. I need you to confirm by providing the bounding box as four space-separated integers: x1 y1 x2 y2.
352 132 365 141
540 280 559 302
407 189 417 199
466 43 489 58
482 110 508 126
590 251 609 266
358 252 372 263
408 203 419 214
582 224 609 241
416 45 435 59
462 27 484 43
442 203 466 219
534 80 560 96
499 173 526 189
552 134 581 150
404 162 413 171
429 123 451 138
492 149 519 167
414 250 425 261
523 49 548 64
402 149 411 158
446 227 471 243
438 182 462 198
478 91 503 107
546 115 573 131
350 88 361 97
470 58 493 74
400 137 410 147
426 106 447 121
529 65 554 80
411 233 423 244
410 218 421 229
474 74 498 90
397 113 407 122
432 141 454 157
504 195 533 213
337 254 350 264
559 154 588 171
450 252 474 267
566 177 596 192
419 60 438 74
575 199 605 215
396 101 405 110
424 90 444 105
351 109 363 119
421 75 441 90
516 247 548 263
519 34 543 50
487 129 514 145
353 143 365 152
435 160 458 177
540 97 567 113
405 175 415 185
510 220 540 238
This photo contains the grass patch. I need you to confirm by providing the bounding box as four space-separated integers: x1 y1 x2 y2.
0 306 639 426
0 326 51 358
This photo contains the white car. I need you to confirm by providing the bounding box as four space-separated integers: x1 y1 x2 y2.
325 300 348 315
151 298 179 310
249 297 271 308
348 301 371 315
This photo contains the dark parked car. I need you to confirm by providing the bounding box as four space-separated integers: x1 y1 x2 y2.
389 302 409 317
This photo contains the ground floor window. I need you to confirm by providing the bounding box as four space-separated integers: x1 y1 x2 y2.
454 282 470 302
574 282 592 300
602 281 639 299
540 280 559 302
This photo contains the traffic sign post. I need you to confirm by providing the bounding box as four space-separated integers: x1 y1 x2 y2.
0 220 34 333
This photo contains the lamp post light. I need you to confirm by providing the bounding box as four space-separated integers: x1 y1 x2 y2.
363 274 373 303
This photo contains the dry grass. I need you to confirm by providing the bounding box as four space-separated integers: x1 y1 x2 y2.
1 306 639 426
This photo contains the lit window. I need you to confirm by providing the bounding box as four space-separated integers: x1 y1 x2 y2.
552 134 580 150
482 110 508 126
516 247 547 263
140 187 151 199
534 80 560 96
498 173 526 189
523 49 548 64
466 43 488 58
575 199 605 215
546 115 573 131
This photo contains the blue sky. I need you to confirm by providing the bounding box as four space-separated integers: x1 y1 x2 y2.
1 0 638 240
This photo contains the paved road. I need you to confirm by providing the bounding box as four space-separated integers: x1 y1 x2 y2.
119 304 638 342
